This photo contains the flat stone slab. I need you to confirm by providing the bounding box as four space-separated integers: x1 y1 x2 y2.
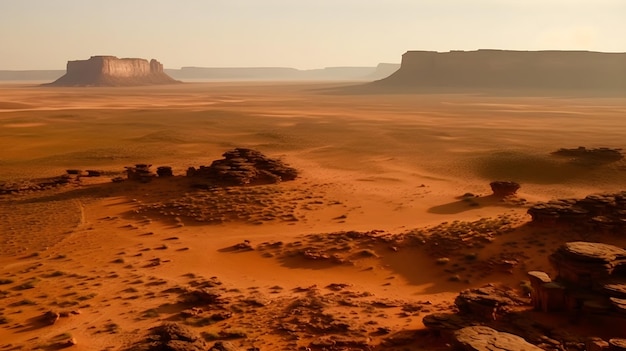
527 271 551 284
422 313 475 331
453 326 543 351
559 242 626 263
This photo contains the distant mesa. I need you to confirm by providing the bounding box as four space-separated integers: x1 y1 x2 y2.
1 61 400 82
45 55 181 87
164 64 400 81
370 49 626 92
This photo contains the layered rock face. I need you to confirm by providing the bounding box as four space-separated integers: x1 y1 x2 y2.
374 50 626 91
528 242 626 318
47 56 180 86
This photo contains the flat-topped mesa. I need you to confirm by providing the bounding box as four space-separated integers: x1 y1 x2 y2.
46 56 180 86
373 49 626 92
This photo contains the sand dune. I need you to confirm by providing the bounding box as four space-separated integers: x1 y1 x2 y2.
1 82 626 350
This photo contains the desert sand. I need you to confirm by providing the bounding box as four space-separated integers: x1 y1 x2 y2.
1 82 626 350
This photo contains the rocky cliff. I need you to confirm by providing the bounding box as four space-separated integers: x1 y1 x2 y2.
372 50 626 92
46 56 180 86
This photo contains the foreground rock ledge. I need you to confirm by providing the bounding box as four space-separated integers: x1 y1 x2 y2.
453 326 543 351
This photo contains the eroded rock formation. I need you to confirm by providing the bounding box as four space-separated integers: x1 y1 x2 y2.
529 242 626 320
46 56 180 86
527 191 626 230
372 50 626 92
186 148 298 186
552 147 624 164
490 181 521 197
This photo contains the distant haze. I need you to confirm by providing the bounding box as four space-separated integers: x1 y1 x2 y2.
1 0 625 70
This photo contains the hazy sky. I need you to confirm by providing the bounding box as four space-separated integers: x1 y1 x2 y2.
1 0 625 70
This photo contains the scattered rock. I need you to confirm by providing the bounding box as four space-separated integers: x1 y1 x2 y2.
42 310 60 325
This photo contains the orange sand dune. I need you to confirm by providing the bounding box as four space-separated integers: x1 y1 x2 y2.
1 82 626 350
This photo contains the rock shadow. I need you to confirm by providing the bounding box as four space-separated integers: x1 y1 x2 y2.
427 194 522 215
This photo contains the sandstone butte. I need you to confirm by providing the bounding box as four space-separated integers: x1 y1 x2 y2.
45 55 180 87
371 49 626 92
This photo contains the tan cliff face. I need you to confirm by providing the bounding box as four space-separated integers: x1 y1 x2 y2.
46 56 179 86
373 49 626 92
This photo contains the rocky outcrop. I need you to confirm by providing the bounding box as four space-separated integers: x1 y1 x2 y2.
186 148 298 185
128 322 206 351
529 242 626 321
549 242 626 289
527 191 626 230
46 56 180 86
490 181 520 197
372 50 626 92
0 175 73 194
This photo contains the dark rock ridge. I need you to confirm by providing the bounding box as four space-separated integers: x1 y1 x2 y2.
527 191 626 230
551 146 624 164
372 49 626 92
46 56 180 87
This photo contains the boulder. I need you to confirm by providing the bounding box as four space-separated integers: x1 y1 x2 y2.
549 242 626 289
527 191 626 229
490 181 520 197
42 310 60 325
157 166 174 177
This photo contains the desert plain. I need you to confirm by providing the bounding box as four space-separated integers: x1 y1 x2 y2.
1 82 626 350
